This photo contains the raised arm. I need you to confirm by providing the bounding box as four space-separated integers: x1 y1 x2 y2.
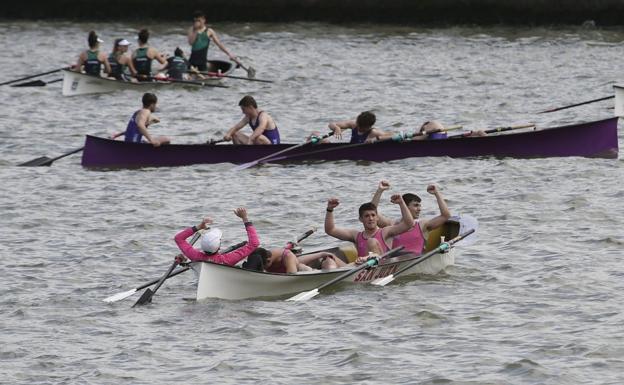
174 216 213 262
324 198 358 242
371 180 393 227
212 207 260 266
382 194 414 239
187 26 198 46
422 185 451 231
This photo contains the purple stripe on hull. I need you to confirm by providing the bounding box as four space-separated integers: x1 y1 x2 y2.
81 117 619 168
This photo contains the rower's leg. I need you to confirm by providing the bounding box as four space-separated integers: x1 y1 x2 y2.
232 132 250 145
252 135 271 145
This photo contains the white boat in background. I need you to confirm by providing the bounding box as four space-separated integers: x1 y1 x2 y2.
61 59 234 96
190 216 475 300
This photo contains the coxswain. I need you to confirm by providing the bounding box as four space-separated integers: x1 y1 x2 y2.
188 10 238 72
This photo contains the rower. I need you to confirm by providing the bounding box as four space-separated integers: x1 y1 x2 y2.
108 38 137 80
372 180 451 255
411 120 486 140
174 208 260 266
132 29 167 80
188 10 238 72
74 31 111 76
165 47 190 80
243 247 338 273
223 95 281 145
124 93 170 147
311 111 387 144
324 194 413 267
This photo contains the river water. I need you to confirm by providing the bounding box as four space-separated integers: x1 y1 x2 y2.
1 21 623 384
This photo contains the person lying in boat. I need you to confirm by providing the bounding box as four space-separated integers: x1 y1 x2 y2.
242 247 341 273
324 194 414 266
371 180 451 255
188 10 239 72
73 31 111 77
223 95 281 145
311 111 387 144
409 121 486 140
165 47 190 80
174 208 260 265
132 29 167 80
108 38 137 81
124 93 170 147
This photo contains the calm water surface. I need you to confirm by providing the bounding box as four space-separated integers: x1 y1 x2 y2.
1 22 623 384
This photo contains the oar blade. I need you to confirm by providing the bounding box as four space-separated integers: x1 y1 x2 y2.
103 289 137 303
286 289 319 302
246 66 257 79
371 274 395 287
132 288 154 307
454 215 479 246
12 79 47 87
18 156 53 167
234 160 258 171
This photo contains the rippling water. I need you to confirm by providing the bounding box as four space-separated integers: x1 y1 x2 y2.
1 22 623 384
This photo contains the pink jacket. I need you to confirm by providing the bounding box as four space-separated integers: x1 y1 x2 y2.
174 222 260 266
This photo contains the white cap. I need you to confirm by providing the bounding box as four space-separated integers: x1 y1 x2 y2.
201 228 222 253
118 39 130 46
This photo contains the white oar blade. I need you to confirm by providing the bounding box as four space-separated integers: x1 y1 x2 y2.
454 214 479 246
103 289 137 303
371 275 395 287
234 161 257 171
285 289 319 302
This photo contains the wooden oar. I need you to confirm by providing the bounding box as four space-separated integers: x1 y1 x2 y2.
264 125 462 164
371 229 475 287
286 246 404 302
233 131 333 171
104 236 249 304
538 95 614 114
19 131 125 167
0 67 68 86
11 78 62 87
185 70 272 83
449 123 535 138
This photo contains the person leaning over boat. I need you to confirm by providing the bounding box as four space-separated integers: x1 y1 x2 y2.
124 93 170 147
188 10 238 72
311 111 387 144
74 31 111 76
242 247 339 273
107 38 137 81
164 47 190 80
223 95 281 145
324 194 413 266
371 180 451 255
174 208 260 265
407 121 486 140
132 29 167 80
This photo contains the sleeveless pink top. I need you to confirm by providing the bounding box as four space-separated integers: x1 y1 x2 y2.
355 228 389 257
391 221 425 255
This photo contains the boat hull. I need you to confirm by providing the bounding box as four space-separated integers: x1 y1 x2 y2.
191 250 455 300
81 117 619 168
62 60 234 96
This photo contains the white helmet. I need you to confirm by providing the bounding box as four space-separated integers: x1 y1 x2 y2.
200 228 222 253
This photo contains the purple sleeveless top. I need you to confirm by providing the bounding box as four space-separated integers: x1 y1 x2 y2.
350 127 370 144
249 111 280 144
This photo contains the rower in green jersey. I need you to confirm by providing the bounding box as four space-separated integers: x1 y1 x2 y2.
132 29 167 80
188 10 239 72
108 38 137 80
74 31 111 77
165 47 190 80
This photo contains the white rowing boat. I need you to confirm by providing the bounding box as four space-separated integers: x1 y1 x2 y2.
61 59 235 96
190 216 476 300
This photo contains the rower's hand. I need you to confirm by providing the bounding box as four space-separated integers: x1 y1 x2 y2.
234 207 249 222
327 198 340 210
378 180 390 191
199 217 214 229
427 184 438 195
365 137 376 144
329 124 342 140
151 138 162 147
390 194 403 204
223 134 232 142
355 256 368 265
175 254 187 264
149 117 160 125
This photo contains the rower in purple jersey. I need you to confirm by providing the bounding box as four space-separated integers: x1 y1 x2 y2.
223 95 281 145
309 111 388 144
124 93 170 147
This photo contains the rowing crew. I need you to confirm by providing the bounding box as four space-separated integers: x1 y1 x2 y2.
172 180 452 274
73 11 242 81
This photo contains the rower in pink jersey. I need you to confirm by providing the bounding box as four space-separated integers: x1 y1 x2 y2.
372 180 451 255
324 193 413 266
174 207 260 265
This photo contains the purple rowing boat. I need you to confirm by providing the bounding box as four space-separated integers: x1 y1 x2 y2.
81 117 619 168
